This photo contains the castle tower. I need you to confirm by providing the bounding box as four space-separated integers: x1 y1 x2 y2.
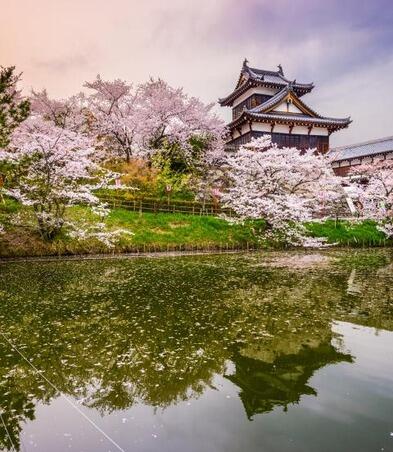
219 60 351 152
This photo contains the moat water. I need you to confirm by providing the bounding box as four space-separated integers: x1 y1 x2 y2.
0 249 392 451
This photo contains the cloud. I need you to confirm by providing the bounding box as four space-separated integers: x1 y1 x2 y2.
1 0 392 144
32 53 91 74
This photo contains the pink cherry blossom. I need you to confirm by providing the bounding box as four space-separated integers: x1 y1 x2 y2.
223 136 344 246
351 159 393 237
0 115 110 240
84 75 140 162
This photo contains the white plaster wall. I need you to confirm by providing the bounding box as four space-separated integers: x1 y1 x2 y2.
250 122 329 136
291 125 329 136
252 123 271 132
291 125 309 135
232 86 278 107
232 121 330 141
311 127 329 136
273 124 289 134
272 101 303 114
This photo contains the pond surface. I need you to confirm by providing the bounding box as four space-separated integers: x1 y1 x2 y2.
0 250 393 452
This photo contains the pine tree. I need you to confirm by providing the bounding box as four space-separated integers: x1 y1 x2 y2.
0 66 30 148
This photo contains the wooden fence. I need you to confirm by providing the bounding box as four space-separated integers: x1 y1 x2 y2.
98 194 234 217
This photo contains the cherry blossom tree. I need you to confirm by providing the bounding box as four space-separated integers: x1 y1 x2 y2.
0 115 104 240
83 76 225 168
84 75 140 163
223 136 344 246
31 89 87 133
137 78 225 166
351 159 393 237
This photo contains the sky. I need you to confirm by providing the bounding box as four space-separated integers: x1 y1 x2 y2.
1 0 393 146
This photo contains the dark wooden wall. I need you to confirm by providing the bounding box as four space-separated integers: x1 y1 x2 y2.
232 95 272 120
227 131 329 154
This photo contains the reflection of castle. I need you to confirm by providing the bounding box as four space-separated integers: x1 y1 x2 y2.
226 340 352 420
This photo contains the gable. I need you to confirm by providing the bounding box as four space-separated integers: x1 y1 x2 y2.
264 91 320 118
271 100 303 114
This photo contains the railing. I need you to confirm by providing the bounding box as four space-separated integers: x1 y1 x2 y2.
97 194 235 217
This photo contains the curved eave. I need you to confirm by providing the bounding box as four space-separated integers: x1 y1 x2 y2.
228 112 352 131
218 80 314 107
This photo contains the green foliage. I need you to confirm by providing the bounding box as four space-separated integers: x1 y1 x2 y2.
0 66 30 148
153 155 194 199
109 159 160 195
150 135 210 174
0 196 20 214
306 219 391 246
105 157 195 200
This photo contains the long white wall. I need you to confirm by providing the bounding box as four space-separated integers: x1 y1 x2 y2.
232 122 329 139
252 122 329 136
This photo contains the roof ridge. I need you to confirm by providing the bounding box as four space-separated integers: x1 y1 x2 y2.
248 66 280 76
331 135 393 151
248 66 314 87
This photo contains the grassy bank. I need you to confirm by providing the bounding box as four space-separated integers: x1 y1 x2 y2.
0 204 265 258
0 201 391 258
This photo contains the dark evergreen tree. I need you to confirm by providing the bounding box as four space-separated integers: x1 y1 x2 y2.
0 66 30 148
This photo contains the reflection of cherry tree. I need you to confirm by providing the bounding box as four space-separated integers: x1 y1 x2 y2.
0 252 392 449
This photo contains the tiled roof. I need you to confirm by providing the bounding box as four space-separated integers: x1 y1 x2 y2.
329 136 393 162
247 67 313 90
247 112 351 127
227 85 351 130
219 61 313 106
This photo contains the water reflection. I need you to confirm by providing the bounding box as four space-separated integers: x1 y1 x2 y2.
0 250 392 451
227 339 352 420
